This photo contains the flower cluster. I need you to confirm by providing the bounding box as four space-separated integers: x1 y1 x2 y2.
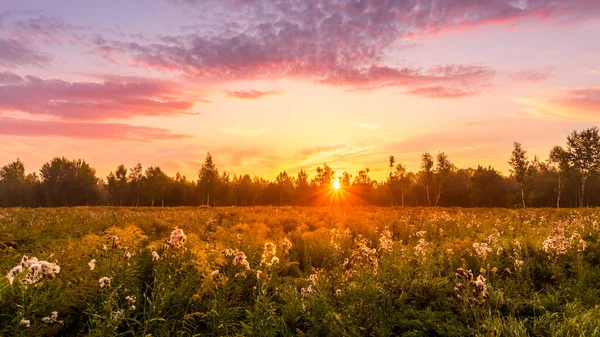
281 237 293 255
542 222 587 259
349 236 378 275
454 268 488 307
472 242 492 260
6 255 61 285
228 249 250 270
414 238 430 258
42 311 63 325
126 295 136 310
99 276 112 289
168 227 187 248
260 242 279 267
378 229 393 253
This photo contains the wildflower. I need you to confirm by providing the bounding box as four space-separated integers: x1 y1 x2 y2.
270 256 280 265
124 251 132 260
256 270 263 280
281 238 293 255
378 229 393 253
414 238 430 257
20 319 30 328
260 242 277 266
415 230 427 238
151 251 160 261
111 310 123 322
8 255 60 284
168 227 187 248
99 276 112 289
309 273 318 285
6 265 23 284
514 259 524 268
88 259 96 271
42 311 63 325
211 270 220 278
335 289 342 297
232 250 250 269
472 242 492 260
126 295 136 310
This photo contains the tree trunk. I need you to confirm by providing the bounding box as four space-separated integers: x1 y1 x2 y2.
401 189 405 207
434 183 441 207
425 186 431 206
556 176 562 209
520 182 526 208
580 175 587 208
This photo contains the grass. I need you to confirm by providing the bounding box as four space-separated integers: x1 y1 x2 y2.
1 206 599 336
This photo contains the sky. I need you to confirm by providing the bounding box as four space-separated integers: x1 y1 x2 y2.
0 0 599 181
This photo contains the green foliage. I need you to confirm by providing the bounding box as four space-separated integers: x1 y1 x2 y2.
1 207 600 336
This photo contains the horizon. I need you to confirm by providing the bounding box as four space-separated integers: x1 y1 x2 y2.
1 0 599 181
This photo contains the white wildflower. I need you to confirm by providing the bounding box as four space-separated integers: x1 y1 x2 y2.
99 276 111 289
168 227 187 248
88 259 96 271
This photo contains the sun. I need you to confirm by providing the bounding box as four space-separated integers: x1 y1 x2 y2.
332 179 341 191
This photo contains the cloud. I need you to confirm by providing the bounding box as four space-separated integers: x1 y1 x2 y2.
0 72 24 84
508 69 550 82
0 117 190 141
0 38 52 67
0 73 198 120
406 85 479 99
518 87 600 120
298 144 346 157
218 124 266 136
11 15 79 43
90 0 598 93
226 89 282 99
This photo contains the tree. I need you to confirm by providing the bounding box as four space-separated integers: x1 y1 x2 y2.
388 156 395 205
106 172 117 205
128 163 143 206
312 164 335 187
434 152 455 207
275 171 294 205
509 142 530 208
144 166 170 207
420 153 434 206
39 157 98 206
115 165 128 206
564 127 600 207
469 166 508 207
549 146 570 208
0 159 36 207
392 163 410 206
198 152 219 206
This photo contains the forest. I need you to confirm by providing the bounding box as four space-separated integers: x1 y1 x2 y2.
0 127 598 208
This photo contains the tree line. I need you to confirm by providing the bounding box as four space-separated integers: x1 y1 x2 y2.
1 127 598 208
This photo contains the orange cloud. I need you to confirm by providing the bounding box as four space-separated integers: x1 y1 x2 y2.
0 117 189 141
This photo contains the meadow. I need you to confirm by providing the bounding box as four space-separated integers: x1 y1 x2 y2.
1 207 600 337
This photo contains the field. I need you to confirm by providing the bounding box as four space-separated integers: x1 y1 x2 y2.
1 207 600 337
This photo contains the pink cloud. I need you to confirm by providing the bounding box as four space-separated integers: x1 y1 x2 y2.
91 0 598 93
0 73 197 120
508 69 550 82
0 117 189 141
0 38 52 67
11 15 79 43
406 86 479 99
518 87 600 121
226 89 282 99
